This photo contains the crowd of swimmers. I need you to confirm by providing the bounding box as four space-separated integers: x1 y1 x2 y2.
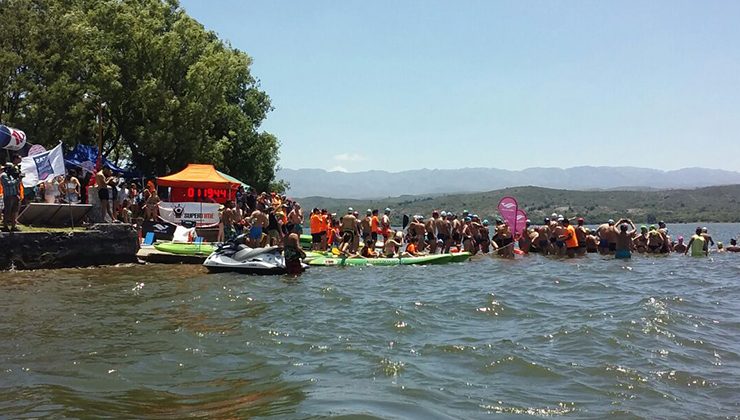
211 194 740 261
301 207 740 259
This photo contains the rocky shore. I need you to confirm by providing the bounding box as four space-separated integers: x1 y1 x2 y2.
0 224 139 270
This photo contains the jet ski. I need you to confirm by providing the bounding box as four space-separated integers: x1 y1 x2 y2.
203 235 307 275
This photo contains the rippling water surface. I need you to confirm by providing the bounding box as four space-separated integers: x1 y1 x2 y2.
1 224 739 418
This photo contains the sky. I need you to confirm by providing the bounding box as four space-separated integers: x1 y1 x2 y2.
180 0 740 173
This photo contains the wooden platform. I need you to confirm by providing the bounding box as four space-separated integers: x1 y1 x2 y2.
136 246 207 265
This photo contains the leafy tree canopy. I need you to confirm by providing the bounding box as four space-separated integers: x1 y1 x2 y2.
0 0 284 191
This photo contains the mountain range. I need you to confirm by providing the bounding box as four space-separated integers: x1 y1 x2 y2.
278 167 740 199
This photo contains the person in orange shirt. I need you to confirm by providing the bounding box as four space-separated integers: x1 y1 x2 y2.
370 209 380 242
560 218 580 258
320 209 329 250
309 208 324 251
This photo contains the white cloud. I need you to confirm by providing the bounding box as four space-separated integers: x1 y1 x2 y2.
333 153 366 162
329 166 348 172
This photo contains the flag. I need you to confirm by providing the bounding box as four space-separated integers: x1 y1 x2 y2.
20 143 66 188
0 125 27 150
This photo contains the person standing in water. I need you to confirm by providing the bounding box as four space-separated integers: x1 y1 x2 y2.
614 219 636 259
685 227 708 257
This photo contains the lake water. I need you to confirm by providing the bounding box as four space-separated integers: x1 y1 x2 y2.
1 223 739 418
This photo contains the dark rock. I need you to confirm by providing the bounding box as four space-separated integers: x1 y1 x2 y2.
0 224 139 270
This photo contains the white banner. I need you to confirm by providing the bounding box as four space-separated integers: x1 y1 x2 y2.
159 202 220 227
20 143 66 188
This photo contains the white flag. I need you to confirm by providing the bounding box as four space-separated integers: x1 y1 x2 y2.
20 143 66 188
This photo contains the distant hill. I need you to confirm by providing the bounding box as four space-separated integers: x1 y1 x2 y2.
279 166 740 199
296 185 740 224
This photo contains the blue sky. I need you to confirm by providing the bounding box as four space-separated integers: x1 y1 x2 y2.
180 0 740 172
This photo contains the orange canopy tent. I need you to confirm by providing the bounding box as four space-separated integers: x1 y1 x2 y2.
158 164 241 203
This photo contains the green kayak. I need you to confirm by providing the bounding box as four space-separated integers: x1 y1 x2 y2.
447 252 472 262
300 234 312 249
154 242 215 255
308 253 453 267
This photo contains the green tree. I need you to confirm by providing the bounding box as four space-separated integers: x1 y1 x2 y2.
0 0 283 191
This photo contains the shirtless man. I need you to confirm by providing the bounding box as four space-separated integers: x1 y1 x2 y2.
451 215 463 251
575 218 588 256
633 226 649 253
672 236 687 253
585 229 599 253
425 211 439 253
249 207 269 248
536 218 551 255
408 215 426 251
95 167 116 221
614 219 637 259
286 203 304 235
726 238 740 252
596 219 617 255
340 207 359 253
361 209 373 245
435 211 451 253
461 217 476 253
221 200 239 241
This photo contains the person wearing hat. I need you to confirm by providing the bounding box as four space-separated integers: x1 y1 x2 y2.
380 208 392 242
646 225 665 254
725 238 740 253
1 157 23 232
633 225 649 253
672 236 687 253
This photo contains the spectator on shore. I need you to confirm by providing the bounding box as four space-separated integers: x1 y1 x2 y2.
60 169 81 203
1 156 23 232
96 167 116 221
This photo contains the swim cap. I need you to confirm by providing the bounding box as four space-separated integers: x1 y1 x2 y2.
551 213 558 218
608 219 615 225
463 209 469 214
649 225 656 230
464 217 471 222
348 207 353 212
641 225 647 230
385 207 391 213
483 219 489 226
440 211 447 217
366 209 372 214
